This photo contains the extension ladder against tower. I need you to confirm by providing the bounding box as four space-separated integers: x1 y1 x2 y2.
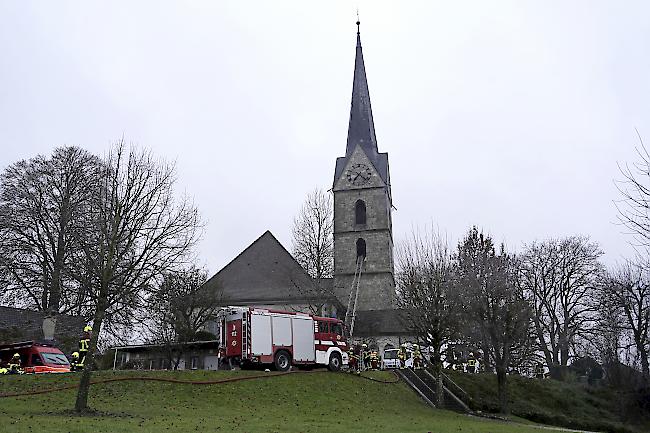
344 256 364 337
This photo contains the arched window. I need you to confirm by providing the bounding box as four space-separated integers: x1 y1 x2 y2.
355 200 366 225
356 238 366 258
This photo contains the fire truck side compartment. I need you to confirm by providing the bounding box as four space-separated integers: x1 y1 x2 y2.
251 313 272 356
292 317 315 362
272 316 292 346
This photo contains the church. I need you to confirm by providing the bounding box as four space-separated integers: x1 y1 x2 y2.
202 23 408 351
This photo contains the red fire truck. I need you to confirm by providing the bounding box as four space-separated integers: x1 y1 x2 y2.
219 307 348 372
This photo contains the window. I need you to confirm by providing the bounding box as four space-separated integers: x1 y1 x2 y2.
318 321 330 334
356 238 366 258
31 354 43 366
40 353 68 365
191 356 199 370
355 200 366 225
331 323 343 336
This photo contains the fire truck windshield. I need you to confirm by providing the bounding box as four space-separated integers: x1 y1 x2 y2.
331 323 343 336
40 352 69 365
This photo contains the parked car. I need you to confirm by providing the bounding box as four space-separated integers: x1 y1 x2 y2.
0 341 71 373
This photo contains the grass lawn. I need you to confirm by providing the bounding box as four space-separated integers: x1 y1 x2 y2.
446 370 649 433
1 369 569 433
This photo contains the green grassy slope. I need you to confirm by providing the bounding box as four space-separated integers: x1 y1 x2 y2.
3 370 558 433
446 370 648 433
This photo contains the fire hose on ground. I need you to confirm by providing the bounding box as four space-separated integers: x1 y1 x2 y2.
0 369 400 399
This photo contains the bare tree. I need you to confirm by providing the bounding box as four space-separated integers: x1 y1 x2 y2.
74 141 201 412
456 227 532 414
396 227 459 405
603 262 650 381
616 132 650 248
291 188 334 315
142 267 221 369
0 147 100 321
519 236 603 379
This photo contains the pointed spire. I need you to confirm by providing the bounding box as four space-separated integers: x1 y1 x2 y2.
345 19 378 157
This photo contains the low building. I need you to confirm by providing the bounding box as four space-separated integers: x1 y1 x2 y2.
109 340 220 371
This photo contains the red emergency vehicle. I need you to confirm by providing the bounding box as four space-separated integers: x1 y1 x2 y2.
219 307 348 372
0 341 71 373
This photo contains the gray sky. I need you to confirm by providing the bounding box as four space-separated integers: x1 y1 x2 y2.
1 1 648 273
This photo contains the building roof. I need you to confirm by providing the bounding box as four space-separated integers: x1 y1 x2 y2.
352 309 409 337
346 29 378 159
110 340 219 353
202 231 332 305
334 25 389 186
0 305 85 345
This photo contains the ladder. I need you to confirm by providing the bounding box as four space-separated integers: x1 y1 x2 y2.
344 255 364 337
241 311 248 358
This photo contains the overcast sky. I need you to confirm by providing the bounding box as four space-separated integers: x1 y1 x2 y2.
1 1 649 273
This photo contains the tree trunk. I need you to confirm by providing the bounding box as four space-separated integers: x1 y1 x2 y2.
496 365 509 415
481 343 492 372
431 347 444 407
637 338 650 382
436 371 444 407
74 297 106 412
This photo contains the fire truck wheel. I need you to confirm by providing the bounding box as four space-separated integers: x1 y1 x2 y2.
274 350 291 372
328 353 342 372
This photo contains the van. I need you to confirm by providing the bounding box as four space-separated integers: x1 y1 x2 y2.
0 341 71 373
382 348 413 369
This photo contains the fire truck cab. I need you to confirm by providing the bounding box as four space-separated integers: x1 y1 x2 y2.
219 307 348 372
0 341 71 373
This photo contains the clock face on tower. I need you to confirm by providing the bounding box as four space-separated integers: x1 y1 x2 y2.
346 163 372 186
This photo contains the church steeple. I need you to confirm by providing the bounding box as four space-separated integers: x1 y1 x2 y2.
345 20 378 158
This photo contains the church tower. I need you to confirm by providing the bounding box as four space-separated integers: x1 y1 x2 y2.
332 22 395 312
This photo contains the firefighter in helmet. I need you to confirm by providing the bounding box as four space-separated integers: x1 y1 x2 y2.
78 325 92 369
361 344 370 371
70 352 80 372
467 354 477 374
397 344 406 369
413 344 423 370
369 350 379 371
7 353 23 374
348 344 360 374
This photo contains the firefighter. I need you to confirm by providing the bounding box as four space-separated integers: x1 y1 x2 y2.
70 352 80 372
397 344 406 369
78 325 92 369
361 344 370 371
413 344 423 370
467 356 476 373
7 353 23 374
348 345 359 373
370 350 379 370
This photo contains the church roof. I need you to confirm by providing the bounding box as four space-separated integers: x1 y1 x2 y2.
346 29 378 158
202 231 331 305
334 24 389 186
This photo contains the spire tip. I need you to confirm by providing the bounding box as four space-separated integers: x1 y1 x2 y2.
356 9 360 34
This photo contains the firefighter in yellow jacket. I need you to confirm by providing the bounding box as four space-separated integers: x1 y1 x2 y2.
70 352 80 372
78 325 92 369
398 344 407 369
7 353 23 374
413 344 423 370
